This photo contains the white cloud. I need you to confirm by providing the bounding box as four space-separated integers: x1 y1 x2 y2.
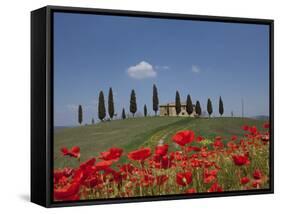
191 65 201 73
127 61 157 79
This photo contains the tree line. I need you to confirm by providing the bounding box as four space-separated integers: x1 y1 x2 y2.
174 91 224 118
77 84 159 124
77 84 224 124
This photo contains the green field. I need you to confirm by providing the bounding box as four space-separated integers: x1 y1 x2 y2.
54 117 265 168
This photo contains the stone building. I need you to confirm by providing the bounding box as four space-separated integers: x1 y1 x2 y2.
159 103 197 117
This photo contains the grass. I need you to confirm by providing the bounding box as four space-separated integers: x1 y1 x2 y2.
54 117 265 168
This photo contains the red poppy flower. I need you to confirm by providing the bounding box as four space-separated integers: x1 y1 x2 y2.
253 169 262 180
102 168 123 184
60 147 68 155
252 180 262 188
263 122 270 129
170 151 184 161
156 175 168 185
240 177 250 185
232 154 250 166
213 140 224 149
242 125 249 131
55 183 79 200
208 182 223 192
203 169 218 184
231 135 238 141
215 136 222 141
152 154 162 163
79 158 96 170
249 126 258 135
191 154 199 159
172 130 195 146
84 174 103 188
191 159 203 168
95 160 113 171
176 172 192 186
112 171 123 184
128 148 151 161
261 134 270 143
186 146 201 152
186 188 196 194
99 147 123 161
73 168 84 181
60 146 80 159
201 150 209 158
206 168 218 177
119 163 135 174
54 168 74 184
204 176 216 184
160 155 171 169
54 169 83 201
79 158 96 178
141 174 155 187
196 136 204 142
227 142 238 150
155 144 169 156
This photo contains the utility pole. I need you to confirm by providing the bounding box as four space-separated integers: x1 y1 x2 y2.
241 98 244 118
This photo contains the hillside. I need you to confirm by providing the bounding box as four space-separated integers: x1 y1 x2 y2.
54 117 266 168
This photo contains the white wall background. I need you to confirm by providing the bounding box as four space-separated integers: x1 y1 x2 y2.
0 0 279 212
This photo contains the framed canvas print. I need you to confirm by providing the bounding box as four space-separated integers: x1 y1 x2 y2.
31 5 274 207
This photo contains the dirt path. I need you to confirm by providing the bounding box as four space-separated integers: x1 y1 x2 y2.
141 118 193 149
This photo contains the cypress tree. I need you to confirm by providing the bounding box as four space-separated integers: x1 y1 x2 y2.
122 108 126 120
78 105 83 125
144 104 147 117
195 101 202 116
98 91 106 121
219 96 224 116
175 91 181 116
108 87 115 119
152 84 159 116
130 89 137 117
186 94 193 116
207 98 213 118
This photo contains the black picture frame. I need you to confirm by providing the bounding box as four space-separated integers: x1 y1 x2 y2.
31 5 274 208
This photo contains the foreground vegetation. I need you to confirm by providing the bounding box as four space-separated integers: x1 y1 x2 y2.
54 117 264 168
53 118 270 201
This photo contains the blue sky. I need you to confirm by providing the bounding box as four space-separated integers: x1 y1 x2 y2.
54 12 269 126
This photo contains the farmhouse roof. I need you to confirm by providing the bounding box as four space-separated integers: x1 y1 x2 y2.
159 103 195 107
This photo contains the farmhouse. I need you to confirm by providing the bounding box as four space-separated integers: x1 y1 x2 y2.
159 103 197 117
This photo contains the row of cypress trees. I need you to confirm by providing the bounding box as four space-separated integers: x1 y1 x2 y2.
78 87 117 124
121 84 158 120
77 85 224 124
98 88 115 121
96 84 158 121
209 96 224 117
175 91 224 117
